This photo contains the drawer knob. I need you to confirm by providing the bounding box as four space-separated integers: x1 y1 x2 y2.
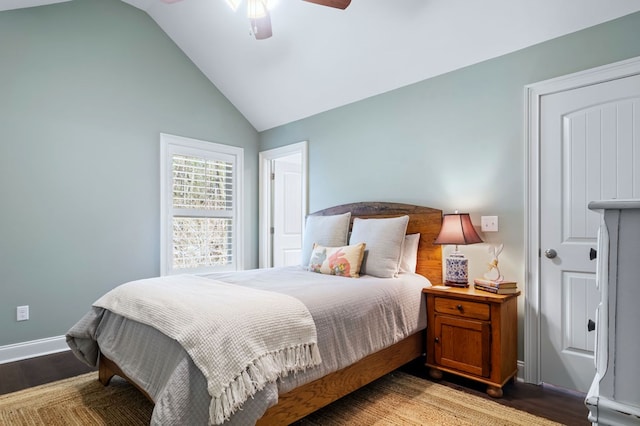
456 304 463 311
434 337 440 343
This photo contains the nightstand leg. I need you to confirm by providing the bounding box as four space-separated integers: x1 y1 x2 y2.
428 368 443 380
486 385 503 398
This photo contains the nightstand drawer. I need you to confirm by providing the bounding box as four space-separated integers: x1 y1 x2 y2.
434 297 490 320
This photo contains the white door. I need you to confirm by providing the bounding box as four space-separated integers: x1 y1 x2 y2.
539 73 640 392
258 141 307 268
272 155 303 267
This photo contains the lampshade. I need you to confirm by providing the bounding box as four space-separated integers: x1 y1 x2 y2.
434 213 483 287
433 213 483 246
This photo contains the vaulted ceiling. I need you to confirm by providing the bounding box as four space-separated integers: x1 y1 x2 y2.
4 0 640 131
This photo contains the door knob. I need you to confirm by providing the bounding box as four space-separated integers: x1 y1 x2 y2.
544 249 557 259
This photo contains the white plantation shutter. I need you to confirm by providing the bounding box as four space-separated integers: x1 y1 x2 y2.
172 155 233 210
160 134 244 275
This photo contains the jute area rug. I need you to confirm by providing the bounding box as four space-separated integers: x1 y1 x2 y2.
0 371 560 425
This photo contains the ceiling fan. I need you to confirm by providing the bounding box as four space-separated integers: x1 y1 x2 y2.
161 0 351 40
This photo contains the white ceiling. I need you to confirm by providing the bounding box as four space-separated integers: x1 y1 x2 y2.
5 0 640 131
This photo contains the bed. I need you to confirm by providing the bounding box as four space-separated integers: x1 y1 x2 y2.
66 202 442 425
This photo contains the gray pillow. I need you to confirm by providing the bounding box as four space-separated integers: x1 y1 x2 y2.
301 212 351 267
349 215 410 278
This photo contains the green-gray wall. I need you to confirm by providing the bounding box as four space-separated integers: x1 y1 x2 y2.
0 0 259 347
259 12 640 359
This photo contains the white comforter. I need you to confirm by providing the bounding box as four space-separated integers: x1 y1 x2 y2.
93 274 321 424
67 266 430 425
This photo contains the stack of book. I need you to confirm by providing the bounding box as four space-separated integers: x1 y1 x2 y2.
473 278 519 294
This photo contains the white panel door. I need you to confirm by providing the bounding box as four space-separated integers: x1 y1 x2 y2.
540 73 640 392
273 155 302 267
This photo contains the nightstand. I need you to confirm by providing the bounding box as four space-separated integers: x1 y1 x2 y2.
423 285 520 397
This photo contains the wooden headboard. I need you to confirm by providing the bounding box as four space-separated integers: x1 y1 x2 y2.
309 202 443 285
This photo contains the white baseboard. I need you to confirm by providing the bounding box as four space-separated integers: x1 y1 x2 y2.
516 360 525 382
0 336 69 364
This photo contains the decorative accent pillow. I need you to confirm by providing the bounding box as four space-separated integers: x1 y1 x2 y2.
349 215 410 278
308 243 366 278
301 212 351 267
399 233 420 273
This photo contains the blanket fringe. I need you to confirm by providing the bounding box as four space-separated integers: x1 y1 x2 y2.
210 342 322 425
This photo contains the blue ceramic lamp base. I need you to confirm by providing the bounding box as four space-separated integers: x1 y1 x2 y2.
444 252 470 287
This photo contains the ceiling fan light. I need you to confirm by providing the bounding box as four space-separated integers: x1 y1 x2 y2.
225 0 241 11
247 0 268 19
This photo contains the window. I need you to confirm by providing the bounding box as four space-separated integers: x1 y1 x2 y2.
160 134 244 275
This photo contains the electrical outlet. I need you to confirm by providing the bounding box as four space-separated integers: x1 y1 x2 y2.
481 216 499 232
16 305 29 321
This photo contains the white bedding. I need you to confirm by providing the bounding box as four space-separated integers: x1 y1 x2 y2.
206 266 429 393
67 266 430 425
93 274 321 424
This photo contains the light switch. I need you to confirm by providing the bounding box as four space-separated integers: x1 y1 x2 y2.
481 216 498 232
17 305 29 321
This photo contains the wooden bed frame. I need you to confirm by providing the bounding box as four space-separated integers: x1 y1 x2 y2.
98 202 442 425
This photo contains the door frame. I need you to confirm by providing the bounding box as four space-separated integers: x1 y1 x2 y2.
524 56 640 385
258 141 308 268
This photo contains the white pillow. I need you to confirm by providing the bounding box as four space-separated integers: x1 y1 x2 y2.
349 215 410 278
301 212 351 267
399 233 420 273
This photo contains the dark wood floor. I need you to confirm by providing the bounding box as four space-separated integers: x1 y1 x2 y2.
0 352 589 425
0 351 96 396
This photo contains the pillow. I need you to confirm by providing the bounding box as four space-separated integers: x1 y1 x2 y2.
308 243 366 278
399 233 420 273
301 212 351 267
349 215 410 278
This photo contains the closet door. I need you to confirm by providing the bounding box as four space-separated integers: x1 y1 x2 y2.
539 73 640 392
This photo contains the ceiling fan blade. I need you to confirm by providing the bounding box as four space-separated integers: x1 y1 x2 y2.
303 0 351 9
251 13 273 40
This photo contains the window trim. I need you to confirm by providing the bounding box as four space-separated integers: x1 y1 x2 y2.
160 133 244 276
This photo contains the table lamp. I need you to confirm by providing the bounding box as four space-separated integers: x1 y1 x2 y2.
434 212 483 287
